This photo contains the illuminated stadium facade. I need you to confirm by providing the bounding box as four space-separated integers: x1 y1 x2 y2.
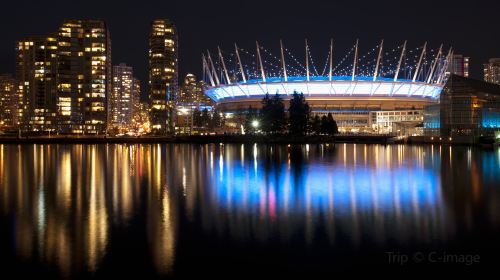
203 40 452 134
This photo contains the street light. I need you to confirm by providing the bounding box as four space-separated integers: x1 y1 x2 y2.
252 120 259 128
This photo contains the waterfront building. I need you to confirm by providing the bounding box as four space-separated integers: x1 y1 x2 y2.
484 58 500 85
204 40 448 135
424 74 500 138
369 110 424 135
56 20 112 134
110 63 135 133
175 74 213 134
0 74 18 132
148 19 178 135
16 35 58 133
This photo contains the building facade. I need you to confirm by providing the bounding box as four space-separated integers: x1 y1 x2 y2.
429 74 500 138
175 74 213 134
110 63 134 133
0 74 18 132
56 20 112 134
448 54 470 77
177 74 211 105
148 19 178 135
16 36 58 133
369 110 424 135
484 58 500 85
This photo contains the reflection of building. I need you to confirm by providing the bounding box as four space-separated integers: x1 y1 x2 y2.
57 20 112 134
175 74 213 134
484 58 500 85
447 54 469 77
0 74 18 132
16 36 58 132
148 19 178 135
425 74 500 138
110 63 138 133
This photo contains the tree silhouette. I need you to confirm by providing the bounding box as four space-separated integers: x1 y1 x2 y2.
321 113 339 135
288 91 310 136
311 115 321 135
201 108 210 127
210 109 222 129
193 108 202 127
261 93 285 134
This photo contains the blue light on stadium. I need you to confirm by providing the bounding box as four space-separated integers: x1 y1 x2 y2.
203 40 450 103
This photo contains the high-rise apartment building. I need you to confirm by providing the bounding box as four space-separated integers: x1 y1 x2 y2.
110 63 134 132
175 74 213 134
484 58 500 85
16 35 58 132
132 77 141 109
148 19 178 135
57 20 112 134
177 74 212 105
448 54 470 77
0 74 18 132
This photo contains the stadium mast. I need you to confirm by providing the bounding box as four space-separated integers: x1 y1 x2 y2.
394 40 407 82
256 41 266 82
373 39 384 81
234 44 247 83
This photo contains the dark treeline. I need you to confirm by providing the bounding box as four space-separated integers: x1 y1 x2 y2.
192 108 224 130
244 91 338 136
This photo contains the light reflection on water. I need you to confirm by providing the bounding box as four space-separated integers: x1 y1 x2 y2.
0 143 499 277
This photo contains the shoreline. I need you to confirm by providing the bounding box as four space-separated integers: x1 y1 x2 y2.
0 135 497 146
0 135 390 144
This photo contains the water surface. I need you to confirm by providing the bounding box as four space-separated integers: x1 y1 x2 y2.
0 143 499 277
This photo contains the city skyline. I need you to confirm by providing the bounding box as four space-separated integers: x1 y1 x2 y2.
0 2 499 277
1 0 500 94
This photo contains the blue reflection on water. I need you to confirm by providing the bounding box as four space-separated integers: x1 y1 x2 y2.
213 158 440 216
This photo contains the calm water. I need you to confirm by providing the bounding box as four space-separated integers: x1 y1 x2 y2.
0 143 499 278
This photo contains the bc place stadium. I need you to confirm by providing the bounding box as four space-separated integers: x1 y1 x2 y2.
202 40 452 134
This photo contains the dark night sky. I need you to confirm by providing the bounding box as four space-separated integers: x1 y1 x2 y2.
1 0 499 90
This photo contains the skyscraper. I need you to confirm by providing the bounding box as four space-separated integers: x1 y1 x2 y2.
448 54 470 77
177 74 212 105
484 58 500 85
175 73 213 134
0 74 18 132
148 19 178 135
110 63 134 133
57 20 112 134
16 35 58 133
